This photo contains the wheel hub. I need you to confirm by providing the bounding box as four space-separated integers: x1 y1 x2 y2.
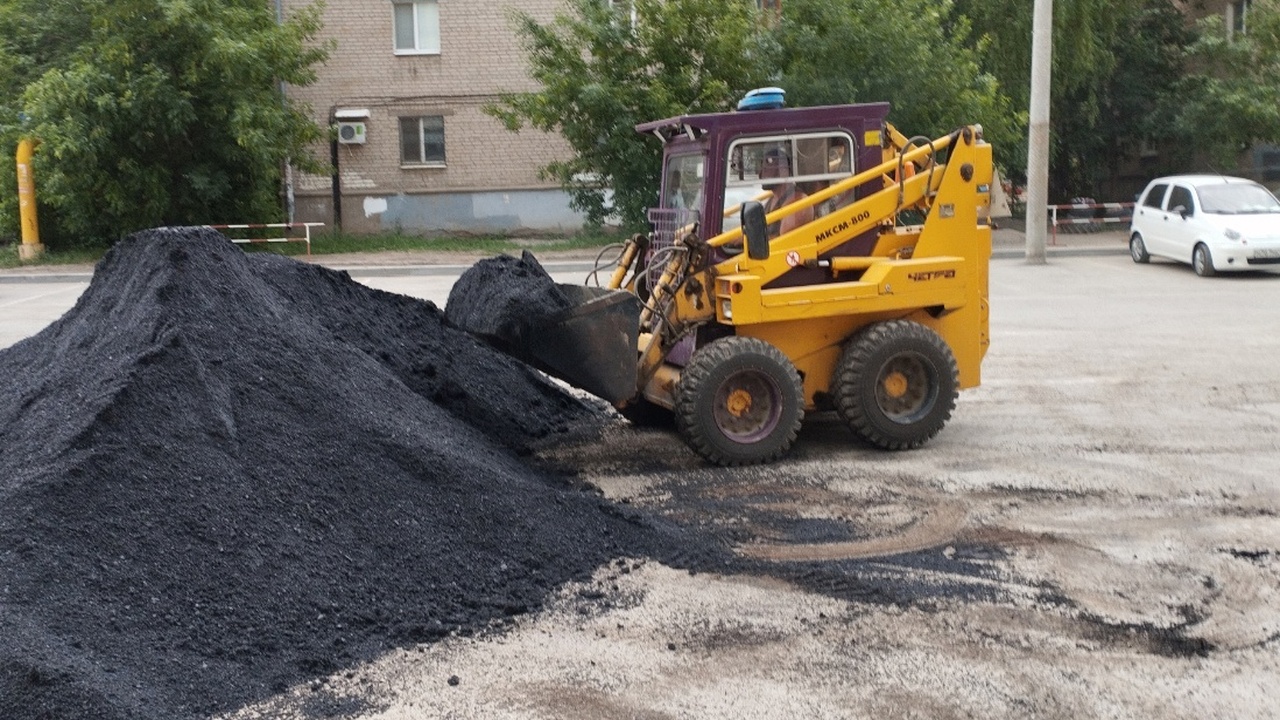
725 388 753 417
882 371 909 399
876 355 933 421
713 372 782 443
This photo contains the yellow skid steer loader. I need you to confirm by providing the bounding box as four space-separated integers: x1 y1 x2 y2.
459 89 992 466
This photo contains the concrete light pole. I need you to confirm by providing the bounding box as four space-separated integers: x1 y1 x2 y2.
1025 0 1053 264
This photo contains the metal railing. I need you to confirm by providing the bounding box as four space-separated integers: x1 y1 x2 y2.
1049 201 1132 245
205 222 324 256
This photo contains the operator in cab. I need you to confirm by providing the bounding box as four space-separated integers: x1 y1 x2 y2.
760 146 814 236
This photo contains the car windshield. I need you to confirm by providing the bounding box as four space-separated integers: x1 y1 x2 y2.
1196 183 1280 214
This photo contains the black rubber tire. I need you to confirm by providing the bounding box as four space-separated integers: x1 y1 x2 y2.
1193 243 1216 277
834 320 958 450
674 336 804 466
1130 233 1150 264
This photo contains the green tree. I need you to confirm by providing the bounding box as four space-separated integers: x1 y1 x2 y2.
494 0 1017 229
488 0 775 230
773 0 1018 166
954 0 1195 200
1091 1 1197 195
0 0 329 247
1179 0 1280 171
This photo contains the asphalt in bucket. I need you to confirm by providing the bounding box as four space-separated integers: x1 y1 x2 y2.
443 250 575 345
0 228 704 720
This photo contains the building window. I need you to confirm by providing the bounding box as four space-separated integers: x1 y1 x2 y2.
1229 0 1251 39
394 0 440 54
400 116 445 166
606 0 637 27
756 1 782 26
1261 149 1280 182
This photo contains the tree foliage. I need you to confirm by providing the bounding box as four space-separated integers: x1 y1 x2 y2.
488 0 774 230
949 0 1280 199
493 0 1020 229
1091 2 1197 176
773 0 1018 164
1179 0 1280 167
0 0 329 247
953 0 1147 197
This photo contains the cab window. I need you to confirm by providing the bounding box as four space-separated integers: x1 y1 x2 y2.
661 153 705 214
722 132 855 230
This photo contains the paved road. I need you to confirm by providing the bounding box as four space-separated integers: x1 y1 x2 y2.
1 228 1129 349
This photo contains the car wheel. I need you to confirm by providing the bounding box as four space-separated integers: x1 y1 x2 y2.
674 336 804 466
1193 243 1216 277
834 320 958 450
1129 233 1150 264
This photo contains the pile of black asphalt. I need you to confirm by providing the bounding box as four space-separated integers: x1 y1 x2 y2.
0 228 713 720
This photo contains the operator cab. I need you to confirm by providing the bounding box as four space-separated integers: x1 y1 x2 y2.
639 89 891 259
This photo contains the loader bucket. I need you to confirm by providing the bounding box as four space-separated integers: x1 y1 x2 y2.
445 253 642 404
522 285 641 405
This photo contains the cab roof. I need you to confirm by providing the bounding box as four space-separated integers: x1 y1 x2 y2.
635 102 891 144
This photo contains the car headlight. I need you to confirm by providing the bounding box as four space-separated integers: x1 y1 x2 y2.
1224 228 1242 241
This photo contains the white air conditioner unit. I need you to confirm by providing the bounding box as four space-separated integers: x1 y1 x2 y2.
337 121 367 145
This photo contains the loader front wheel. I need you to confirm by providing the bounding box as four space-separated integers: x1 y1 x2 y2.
674 336 804 466
835 320 958 450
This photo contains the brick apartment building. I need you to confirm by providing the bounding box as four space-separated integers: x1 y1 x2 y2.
279 0 583 235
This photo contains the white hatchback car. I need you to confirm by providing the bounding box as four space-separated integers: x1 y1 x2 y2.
1129 175 1280 276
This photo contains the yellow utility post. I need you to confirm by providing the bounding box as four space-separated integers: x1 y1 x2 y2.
16 138 44 261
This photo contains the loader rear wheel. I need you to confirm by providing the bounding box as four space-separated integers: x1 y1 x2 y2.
674 336 804 466
835 320 958 450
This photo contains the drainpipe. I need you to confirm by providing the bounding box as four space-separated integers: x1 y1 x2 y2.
275 0 296 224
330 131 342 232
16 138 44 262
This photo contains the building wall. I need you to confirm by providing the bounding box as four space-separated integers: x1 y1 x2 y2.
281 0 587 234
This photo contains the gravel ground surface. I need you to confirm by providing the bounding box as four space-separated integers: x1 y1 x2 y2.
225 251 1280 720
